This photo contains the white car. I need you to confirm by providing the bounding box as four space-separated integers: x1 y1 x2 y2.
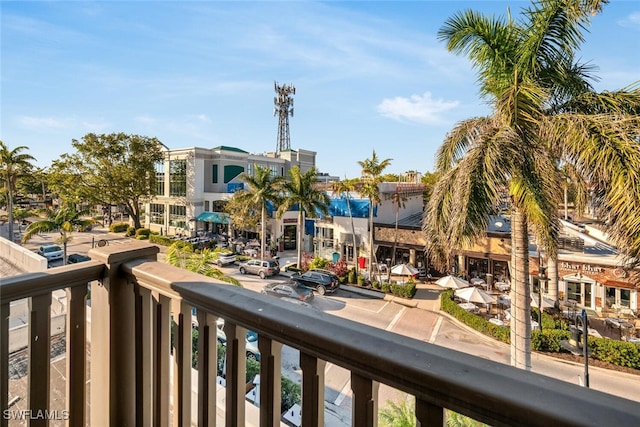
37 244 64 262
215 252 236 266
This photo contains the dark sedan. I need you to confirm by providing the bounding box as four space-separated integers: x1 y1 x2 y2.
261 281 314 302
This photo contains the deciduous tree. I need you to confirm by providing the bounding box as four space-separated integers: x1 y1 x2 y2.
49 133 164 229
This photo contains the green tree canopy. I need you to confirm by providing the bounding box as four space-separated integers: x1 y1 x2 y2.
0 140 36 240
49 133 165 228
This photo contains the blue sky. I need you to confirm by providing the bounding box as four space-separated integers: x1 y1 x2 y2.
2 1 639 178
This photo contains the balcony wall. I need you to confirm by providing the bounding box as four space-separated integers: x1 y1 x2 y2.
2 240 639 427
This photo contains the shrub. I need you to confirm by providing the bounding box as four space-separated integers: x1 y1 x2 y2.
150 234 176 246
135 228 151 238
109 222 129 233
391 280 417 298
381 282 391 293
372 280 381 290
348 268 357 284
357 274 365 286
126 226 136 237
327 259 348 278
309 256 329 271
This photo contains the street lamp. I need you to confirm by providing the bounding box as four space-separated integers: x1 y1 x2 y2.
539 267 546 332
386 257 391 284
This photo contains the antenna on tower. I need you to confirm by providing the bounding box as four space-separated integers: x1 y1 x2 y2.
273 81 295 154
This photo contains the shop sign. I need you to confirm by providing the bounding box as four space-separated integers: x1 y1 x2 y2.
560 262 605 273
283 218 297 224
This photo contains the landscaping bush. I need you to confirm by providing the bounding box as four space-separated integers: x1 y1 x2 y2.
357 274 365 286
531 329 570 352
391 280 417 298
348 268 357 284
326 259 348 278
372 280 381 290
381 282 391 293
150 234 176 246
308 256 329 271
589 337 640 369
135 228 151 238
109 222 129 233
126 226 136 237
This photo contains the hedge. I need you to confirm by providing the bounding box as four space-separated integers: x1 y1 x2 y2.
440 290 640 369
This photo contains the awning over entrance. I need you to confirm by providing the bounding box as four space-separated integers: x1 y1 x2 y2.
195 211 229 224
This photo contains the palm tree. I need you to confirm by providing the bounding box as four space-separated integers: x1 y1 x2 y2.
331 177 361 274
389 188 408 266
428 0 640 370
0 141 36 241
165 242 241 286
235 165 283 260
358 150 392 280
22 207 97 264
277 166 330 268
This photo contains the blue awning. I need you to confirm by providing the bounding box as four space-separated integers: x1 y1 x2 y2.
195 211 229 224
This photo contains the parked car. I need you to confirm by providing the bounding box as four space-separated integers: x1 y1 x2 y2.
291 269 340 295
238 259 280 279
215 319 260 361
37 244 63 262
67 253 91 264
261 281 314 302
215 252 236 266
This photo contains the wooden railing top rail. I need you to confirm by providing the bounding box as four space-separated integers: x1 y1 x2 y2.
122 257 640 427
0 261 104 302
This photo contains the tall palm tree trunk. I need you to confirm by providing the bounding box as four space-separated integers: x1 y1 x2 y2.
510 208 532 370
547 255 558 304
392 204 399 266
346 194 358 275
260 206 267 260
368 200 374 280
297 210 304 267
7 186 15 241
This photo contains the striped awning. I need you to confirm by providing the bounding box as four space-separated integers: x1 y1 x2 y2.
195 211 229 224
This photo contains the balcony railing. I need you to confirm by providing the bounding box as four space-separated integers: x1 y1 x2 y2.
2 241 639 426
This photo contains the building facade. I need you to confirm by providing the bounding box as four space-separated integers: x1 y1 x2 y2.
145 145 317 238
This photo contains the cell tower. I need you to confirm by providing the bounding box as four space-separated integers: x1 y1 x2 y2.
273 81 295 153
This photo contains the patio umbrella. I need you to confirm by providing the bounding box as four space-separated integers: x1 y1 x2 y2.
530 293 555 309
455 287 497 304
390 264 419 282
435 275 470 290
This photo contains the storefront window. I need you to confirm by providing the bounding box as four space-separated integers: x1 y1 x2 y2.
605 287 632 309
620 289 631 307
566 280 593 308
567 281 581 304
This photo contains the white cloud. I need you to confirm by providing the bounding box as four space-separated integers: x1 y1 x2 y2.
618 12 640 29
377 92 459 125
19 116 72 130
135 115 158 126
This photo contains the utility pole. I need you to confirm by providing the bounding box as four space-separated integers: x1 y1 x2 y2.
273 81 295 154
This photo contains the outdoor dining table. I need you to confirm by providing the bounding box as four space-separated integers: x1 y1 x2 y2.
458 302 479 313
605 318 634 330
495 282 510 292
489 318 505 327
470 278 486 286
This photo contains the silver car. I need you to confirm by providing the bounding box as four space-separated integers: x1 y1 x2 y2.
37 244 64 262
238 259 280 279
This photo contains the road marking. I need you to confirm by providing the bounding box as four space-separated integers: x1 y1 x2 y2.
386 306 405 331
334 380 351 406
320 297 390 314
429 316 442 343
